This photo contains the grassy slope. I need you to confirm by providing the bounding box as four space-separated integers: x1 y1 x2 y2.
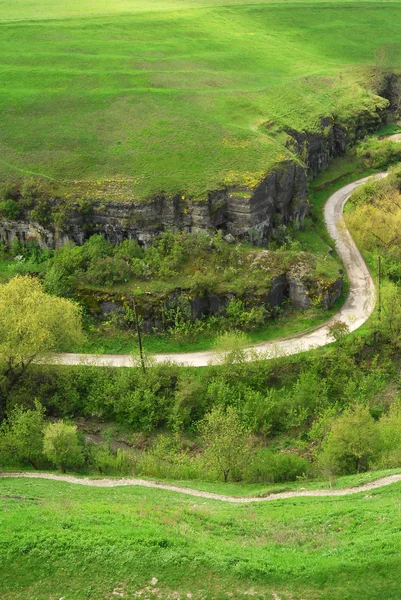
1 476 401 599
0 0 400 198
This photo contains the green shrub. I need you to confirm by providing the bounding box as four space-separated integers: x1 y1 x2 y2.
43 265 75 297
85 256 132 286
137 435 206 480
90 444 136 475
245 449 308 483
52 243 85 274
82 234 113 262
0 181 19 201
376 403 401 468
43 421 84 472
318 405 380 476
170 374 211 431
226 298 266 331
0 402 45 468
114 239 144 261
0 199 21 220
30 199 52 226
189 271 218 297
199 405 249 482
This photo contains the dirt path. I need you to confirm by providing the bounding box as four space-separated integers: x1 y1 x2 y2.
44 173 385 368
1 472 401 503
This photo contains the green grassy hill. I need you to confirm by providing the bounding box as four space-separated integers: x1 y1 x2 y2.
0 0 400 199
1 476 401 599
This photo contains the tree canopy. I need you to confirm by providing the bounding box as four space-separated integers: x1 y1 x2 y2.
0 275 83 368
0 275 84 420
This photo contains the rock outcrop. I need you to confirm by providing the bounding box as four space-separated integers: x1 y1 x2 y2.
81 268 342 334
0 99 388 250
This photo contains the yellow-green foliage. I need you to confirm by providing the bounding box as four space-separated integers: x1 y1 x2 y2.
0 275 84 366
43 421 83 473
346 174 401 257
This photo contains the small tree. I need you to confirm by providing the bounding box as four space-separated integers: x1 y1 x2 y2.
199 406 248 482
377 403 401 467
375 283 401 348
318 405 380 476
328 321 350 344
43 421 83 473
0 401 45 468
0 276 84 421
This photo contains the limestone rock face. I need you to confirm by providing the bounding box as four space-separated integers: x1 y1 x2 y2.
0 102 388 249
288 275 343 310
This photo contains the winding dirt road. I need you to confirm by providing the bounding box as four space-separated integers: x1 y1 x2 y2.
48 173 386 368
1 472 400 503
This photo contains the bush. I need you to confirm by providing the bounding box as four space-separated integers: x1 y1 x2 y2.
90 444 136 475
199 405 249 482
0 181 19 201
0 402 45 468
85 256 132 286
0 199 21 220
43 265 75 297
52 243 85 274
43 421 83 472
137 435 206 480
189 271 218 297
245 449 308 483
318 405 380 476
170 374 210 431
114 239 144 261
226 298 266 331
30 199 52 226
82 234 113 262
376 403 401 468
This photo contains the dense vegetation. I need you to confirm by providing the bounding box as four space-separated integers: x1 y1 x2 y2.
3 151 401 485
3 1 401 597
0 0 400 199
1 305 401 484
0 171 346 351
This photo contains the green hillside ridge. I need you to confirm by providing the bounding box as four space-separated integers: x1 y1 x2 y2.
0 0 399 200
1 476 401 599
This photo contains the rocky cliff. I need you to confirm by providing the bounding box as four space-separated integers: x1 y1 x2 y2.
0 99 388 249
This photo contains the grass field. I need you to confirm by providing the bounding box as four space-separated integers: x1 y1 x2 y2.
0 0 400 199
1 475 401 599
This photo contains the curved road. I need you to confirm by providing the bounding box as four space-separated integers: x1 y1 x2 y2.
49 173 385 368
1 472 400 503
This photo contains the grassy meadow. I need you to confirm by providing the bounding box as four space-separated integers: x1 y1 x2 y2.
1 476 401 599
0 0 400 198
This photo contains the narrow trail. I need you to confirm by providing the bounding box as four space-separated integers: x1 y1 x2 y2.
1 472 401 503
46 173 386 368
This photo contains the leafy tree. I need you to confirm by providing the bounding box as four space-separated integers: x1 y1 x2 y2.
81 234 113 262
43 421 83 473
199 405 249 482
114 239 144 261
328 321 350 344
170 374 209 431
377 402 401 467
375 282 401 348
85 256 132 285
318 405 380 476
213 331 250 367
0 276 84 421
0 401 45 468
